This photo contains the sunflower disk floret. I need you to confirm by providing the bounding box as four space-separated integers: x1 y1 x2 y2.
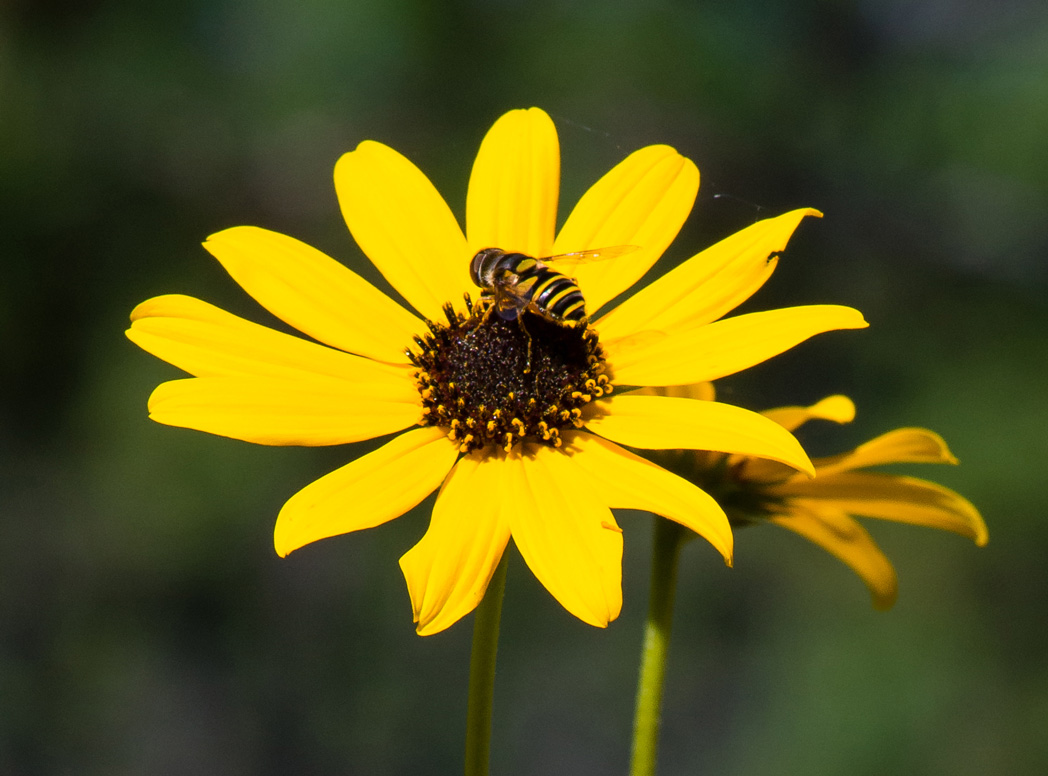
410 298 612 453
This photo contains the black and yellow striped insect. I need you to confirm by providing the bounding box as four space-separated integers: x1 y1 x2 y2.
468 245 636 328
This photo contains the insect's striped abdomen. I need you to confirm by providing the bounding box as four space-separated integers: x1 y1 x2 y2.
518 264 587 324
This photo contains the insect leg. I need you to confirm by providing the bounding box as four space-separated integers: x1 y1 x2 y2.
516 313 534 373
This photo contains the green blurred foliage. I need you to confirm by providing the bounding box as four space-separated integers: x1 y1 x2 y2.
2 0 1047 773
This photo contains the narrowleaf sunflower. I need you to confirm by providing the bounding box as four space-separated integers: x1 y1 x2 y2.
127 108 867 634
644 383 987 609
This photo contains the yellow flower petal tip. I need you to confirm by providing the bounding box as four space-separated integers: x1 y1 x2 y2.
810 395 856 423
272 525 296 558
128 294 176 323
414 613 459 637
915 429 959 465
840 307 869 329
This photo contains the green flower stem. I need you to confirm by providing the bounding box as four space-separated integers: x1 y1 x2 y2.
464 552 509 776
630 517 687 776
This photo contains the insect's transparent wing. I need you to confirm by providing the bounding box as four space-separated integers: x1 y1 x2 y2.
542 245 638 276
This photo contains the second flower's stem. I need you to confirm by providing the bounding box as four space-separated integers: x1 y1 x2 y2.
630 517 687 776
464 552 509 776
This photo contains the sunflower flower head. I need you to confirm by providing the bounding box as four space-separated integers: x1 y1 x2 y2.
646 383 988 610
126 108 868 634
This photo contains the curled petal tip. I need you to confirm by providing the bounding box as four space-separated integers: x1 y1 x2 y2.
795 450 817 479
972 519 989 547
415 617 451 637
842 308 870 329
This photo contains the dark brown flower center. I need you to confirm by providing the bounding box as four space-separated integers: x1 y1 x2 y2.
408 298 612 453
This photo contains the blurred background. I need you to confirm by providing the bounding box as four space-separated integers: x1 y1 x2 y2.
3 0 1047 773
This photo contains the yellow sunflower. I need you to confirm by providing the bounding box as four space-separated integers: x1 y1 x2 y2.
644 384 988 609
126 107 867 635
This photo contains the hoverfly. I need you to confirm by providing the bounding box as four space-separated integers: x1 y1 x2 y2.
469 245 637 328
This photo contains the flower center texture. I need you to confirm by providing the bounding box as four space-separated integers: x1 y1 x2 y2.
409 298 612 453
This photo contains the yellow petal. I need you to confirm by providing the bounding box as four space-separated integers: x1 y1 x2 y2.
202 227 422 363
737 395 856 483
585 394 815 476
762 395 856 433
769 505 898 610
335 141 471 321
606 305 868 387
274 427 458 557
505 443 623 628
560 432 733 565
466 107 559 259
127 294 413 382
596 209 820 339
399 450 512 636
554 145 700 313
776 473 989 546
814 428 959 476
147 376 420 446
